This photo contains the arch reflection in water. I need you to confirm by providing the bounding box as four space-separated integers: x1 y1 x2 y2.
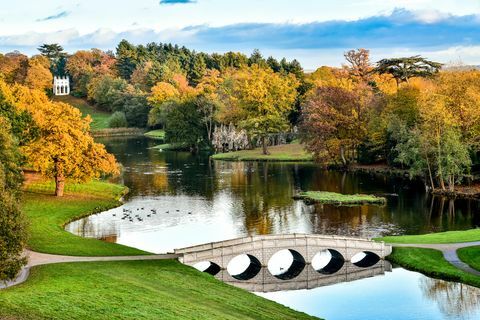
312 249 345 274
267 249 306 280
351 251 380 268
216 261 390 293
227 254 262 280
193 261 221 275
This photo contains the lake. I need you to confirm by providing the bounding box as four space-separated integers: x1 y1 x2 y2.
66 136 480 319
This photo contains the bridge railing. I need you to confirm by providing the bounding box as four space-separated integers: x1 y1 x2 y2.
174 233 392 259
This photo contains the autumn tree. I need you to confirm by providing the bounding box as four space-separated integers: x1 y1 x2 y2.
343 48 372 83
24 55 53 92
435 71 480 150
228 65 299 154
374 56 442 87
196 69 223 141
0 51 28 84
13 86 119 196
301 86 371 166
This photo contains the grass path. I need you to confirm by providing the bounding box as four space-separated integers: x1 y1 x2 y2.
378 230 480 288
388 242 480 276
387 247 480 287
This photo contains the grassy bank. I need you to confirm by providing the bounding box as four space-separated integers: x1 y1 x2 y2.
11 179 318 319
294 191 386 205
458 246 480 272
387 247 480 287
211 143 313 162
145 129 165 140
0 260 316 320
380 229 480 244
23 180 148 256
92 127 145 137
53 95 110 131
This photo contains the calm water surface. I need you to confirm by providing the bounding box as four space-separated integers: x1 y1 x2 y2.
66 136 480 319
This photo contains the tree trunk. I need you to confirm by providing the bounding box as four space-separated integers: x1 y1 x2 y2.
54 159 65 197
262 136 270 155
340 146 347 166
425 155 435 191
55 173 65 197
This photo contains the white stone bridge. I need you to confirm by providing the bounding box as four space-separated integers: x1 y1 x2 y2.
174 233 392 290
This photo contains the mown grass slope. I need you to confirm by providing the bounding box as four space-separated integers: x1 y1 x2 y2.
0 260 317 320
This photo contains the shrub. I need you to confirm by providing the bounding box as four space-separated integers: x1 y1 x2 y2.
108 111 128 128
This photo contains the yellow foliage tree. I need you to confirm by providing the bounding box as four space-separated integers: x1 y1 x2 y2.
148 82 179 107
436 71 480 149
7 84 118 196
24 55 53 91
230 65 299 154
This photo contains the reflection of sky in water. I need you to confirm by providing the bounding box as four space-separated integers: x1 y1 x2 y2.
66 192 312 253
257 268 480 320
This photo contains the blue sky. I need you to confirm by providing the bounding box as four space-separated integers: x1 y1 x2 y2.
0 0 479 69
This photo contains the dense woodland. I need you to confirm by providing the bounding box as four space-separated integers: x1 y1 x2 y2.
1 41 480 281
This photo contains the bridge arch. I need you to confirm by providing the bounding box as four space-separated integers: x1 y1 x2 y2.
312 249 345 274
193 261 221 275
351 251 380 268
267 249 306 280
227 254 262 280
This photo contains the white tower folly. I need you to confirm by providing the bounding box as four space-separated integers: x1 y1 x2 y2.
53 76 70 96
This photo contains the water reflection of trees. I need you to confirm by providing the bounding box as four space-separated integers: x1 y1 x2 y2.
100 137 480 237
420 277 480 318
67 216 119 241
215 161 302 235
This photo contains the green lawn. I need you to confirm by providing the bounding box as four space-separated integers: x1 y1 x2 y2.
457 246 480 272
294 191 386 205
53 95 111 130
0 260 316 320
379 229 480 244
23 180 148 256
211 143 313 162
10 179 318 319
144 129 165 140
387 247 480 288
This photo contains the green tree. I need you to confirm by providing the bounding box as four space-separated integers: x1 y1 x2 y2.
0 117 27 282
187 54 206 86
165 100 205 152
116 40 138 80
87 75 128 111
37 43 66 75
248 49 267 68
374 56 442 87
108 111 128 128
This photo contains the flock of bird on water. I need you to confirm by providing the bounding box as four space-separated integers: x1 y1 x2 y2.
112 207 193 222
